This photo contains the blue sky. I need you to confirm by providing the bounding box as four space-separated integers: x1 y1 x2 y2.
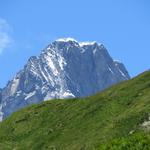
0 0 150 87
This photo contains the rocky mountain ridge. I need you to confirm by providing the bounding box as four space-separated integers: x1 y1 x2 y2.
0 38 130 120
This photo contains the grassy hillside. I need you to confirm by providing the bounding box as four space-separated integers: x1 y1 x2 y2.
0 71 150 150
98 132 150 150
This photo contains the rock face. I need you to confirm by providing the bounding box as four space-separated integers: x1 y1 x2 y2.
0 38 130 120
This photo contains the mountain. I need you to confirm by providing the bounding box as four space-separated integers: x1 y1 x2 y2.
0 71 149 150
0 38 130 120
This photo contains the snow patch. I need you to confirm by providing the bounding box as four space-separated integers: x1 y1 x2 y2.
79 41 96 47
44 91 59 101
56 38 78 43
44 54 59 76
118 69 126 78
58 55 67 70
62 91 75 98
44 90 75 101
39 65 49 82
25 91 36 100
16 90 22 96
43 67 55 86
108 67 114 74
114 60 122 64
10 78 20 95
93 48 97 54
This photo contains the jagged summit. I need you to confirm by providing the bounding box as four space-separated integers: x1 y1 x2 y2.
0 38 130 120
54 37 101 47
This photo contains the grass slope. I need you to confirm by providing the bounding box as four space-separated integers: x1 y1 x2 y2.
0 71 150 150
98 132 150 150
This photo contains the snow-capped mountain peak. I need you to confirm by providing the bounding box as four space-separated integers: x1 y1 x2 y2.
0 38 130 120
